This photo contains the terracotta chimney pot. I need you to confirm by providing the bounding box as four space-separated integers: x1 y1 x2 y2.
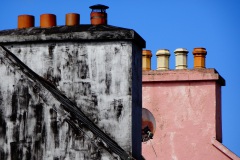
174 48 188 69
192 47 207 68
40 14 56 28
66 13 80 26
18 15 35 29
156 49 170 70
142 50 152 71
89 4 109 25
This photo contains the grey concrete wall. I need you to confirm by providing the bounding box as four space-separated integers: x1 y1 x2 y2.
0 41 142 159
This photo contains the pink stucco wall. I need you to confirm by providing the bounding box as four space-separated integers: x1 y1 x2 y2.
142 69 239 160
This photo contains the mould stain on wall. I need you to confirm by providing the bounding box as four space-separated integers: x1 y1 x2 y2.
0 41 137 159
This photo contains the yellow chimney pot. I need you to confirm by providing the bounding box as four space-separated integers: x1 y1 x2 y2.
142 50 152 71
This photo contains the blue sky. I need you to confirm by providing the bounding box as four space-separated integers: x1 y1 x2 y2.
0 0 239 156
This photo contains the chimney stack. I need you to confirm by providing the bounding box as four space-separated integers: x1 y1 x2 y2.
65 13 80 26
156 49 170 70
174 48 188 69
89 4 109 25
40 14 56 28
142 50 152 71
18 15 35 29
192 47 207 68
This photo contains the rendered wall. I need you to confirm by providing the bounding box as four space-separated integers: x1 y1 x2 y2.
0 41 142 160
142 69 238 160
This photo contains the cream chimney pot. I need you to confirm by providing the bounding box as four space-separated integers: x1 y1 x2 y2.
174 48 188 69
156 49 170 70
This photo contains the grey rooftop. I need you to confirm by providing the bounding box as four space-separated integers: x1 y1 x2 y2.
0 25 146 48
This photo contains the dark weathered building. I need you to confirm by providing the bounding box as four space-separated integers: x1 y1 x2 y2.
0 5 145 160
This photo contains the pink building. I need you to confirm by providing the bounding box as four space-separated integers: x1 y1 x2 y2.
142 48 240 160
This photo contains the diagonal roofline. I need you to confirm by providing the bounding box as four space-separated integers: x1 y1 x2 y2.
0 45 139 160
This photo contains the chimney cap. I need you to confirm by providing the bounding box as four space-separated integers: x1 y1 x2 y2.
90 4 109 10
142 50 152 56
156 49 170 56
174 48 188 53
192 47 207 55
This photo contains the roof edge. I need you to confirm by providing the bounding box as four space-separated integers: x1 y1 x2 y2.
212 138 240 160
142 68 226 86
0 25 146 48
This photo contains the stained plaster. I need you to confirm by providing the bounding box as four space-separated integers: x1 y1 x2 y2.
0 25 144 160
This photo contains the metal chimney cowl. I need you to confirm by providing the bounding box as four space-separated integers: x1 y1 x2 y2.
90 4 109 25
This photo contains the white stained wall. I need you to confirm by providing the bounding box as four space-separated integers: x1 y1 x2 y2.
0 41 142 160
